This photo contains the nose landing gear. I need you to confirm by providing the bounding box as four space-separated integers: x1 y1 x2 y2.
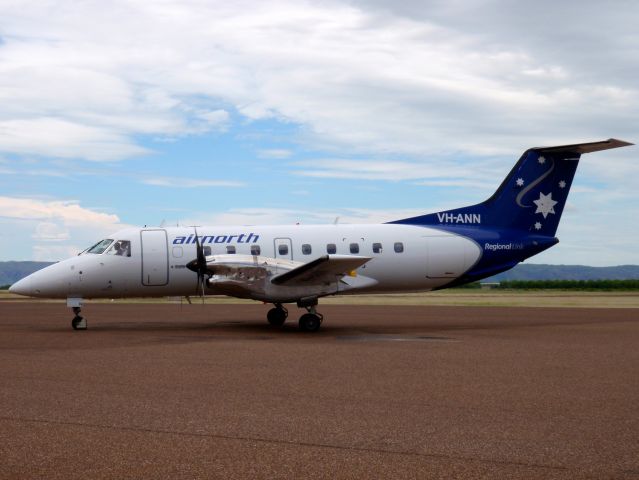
67 298 87 330
71 307 87 330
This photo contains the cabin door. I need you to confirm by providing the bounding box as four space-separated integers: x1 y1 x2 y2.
141 229 169 286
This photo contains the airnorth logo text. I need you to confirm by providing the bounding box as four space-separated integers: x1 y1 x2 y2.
436 212 481 224
173 233 259 245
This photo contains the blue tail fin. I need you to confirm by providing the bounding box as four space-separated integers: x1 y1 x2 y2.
391 139 632 236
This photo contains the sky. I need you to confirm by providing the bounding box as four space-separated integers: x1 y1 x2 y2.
0 0 637 265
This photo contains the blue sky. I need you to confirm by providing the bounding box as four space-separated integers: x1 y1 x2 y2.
0 0 637 265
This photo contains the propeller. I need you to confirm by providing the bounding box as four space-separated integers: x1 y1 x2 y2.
186 226 208 301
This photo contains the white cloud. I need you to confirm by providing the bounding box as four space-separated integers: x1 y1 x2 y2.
291 157 501 197
0 118 150 161
141 176 245 188
258 149 293 159
0 196 119 225
32 222 70 242
194 109 230 128
0 196 127 260
184 206 435 227
0 0 635 163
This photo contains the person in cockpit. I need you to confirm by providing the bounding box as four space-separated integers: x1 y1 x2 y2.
112 240 131 257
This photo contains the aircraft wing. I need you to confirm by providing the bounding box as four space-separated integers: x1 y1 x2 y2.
271 255 371 286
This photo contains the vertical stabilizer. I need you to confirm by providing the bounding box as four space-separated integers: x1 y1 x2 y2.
391 139 632 237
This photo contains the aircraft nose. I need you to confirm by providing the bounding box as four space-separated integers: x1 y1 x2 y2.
9 276 32 296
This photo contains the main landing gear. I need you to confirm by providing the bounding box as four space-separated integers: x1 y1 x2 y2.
299 308 323 333
297 297 322 332
71 307 87 330
267 304 288 327
266 298 323 332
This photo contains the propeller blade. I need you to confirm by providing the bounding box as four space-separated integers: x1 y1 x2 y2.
200 274 205 305
192 226 208 297
195 228 206 273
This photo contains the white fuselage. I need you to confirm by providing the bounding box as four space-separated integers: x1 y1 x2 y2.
13 224 482 301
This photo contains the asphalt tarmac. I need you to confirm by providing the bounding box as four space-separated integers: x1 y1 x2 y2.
0 302 637 479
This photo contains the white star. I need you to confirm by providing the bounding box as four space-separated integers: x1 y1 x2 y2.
533 192 558 219
534 222 542 230
538 156 546 164
516 178 524 187
559 180 566 189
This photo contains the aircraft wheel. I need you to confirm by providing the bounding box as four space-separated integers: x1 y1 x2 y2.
299 313 321 332
267 307 287 327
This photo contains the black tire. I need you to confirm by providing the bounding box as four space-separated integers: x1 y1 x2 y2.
299 313 321 332
71 316 82 330
267 307 286 327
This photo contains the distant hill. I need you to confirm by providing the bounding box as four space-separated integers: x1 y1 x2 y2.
0 261 55 286
485 264 639 282
1 261 639 288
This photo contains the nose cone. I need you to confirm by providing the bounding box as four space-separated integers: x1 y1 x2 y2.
9 276 32 296
8 262 69 298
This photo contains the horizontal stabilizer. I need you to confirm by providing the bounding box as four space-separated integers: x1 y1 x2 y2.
272 255 371 286
533 138 633 154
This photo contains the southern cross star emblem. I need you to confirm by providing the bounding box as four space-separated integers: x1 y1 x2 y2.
538 156 546 164
534 222 542 230
559 180 566 189
516 178 524 187
533 192 558 218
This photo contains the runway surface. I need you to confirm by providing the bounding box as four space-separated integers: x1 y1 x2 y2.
0 302 637 479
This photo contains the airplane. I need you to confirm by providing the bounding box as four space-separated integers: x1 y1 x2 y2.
9 138 633 332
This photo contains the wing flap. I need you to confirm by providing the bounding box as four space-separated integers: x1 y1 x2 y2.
272 255 372 286
202 254 294 277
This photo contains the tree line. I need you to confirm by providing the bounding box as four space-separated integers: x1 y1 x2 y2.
498 279 639 290
455 279 639 290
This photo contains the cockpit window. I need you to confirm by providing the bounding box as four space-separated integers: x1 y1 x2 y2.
86 239 114 254
106 240 131 257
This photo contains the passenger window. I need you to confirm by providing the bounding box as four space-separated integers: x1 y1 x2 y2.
372 242 382 254
327 243 337 254
106 240 131 257
203 246 211 256
394 242 404 253
279 244 289 255
226 245 236 254
251 244 261 255
172 246 183 258
302 244 312 255
350 243 359 254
